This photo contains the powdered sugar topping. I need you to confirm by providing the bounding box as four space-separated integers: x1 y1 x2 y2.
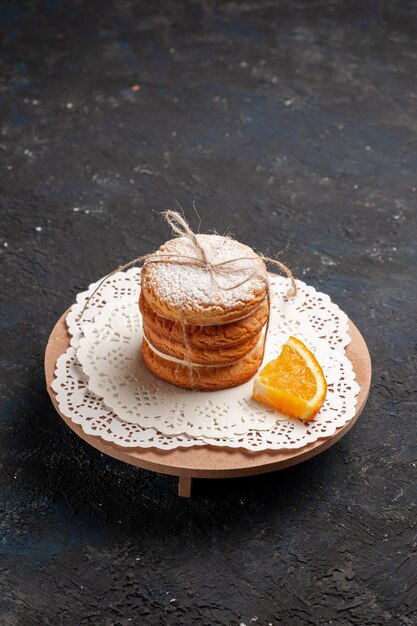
144 234 267 311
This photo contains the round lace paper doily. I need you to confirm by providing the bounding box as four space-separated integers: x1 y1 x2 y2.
76 296 356 441
51 270 360 450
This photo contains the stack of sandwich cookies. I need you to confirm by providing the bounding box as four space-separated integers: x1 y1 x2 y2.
140 234 269 390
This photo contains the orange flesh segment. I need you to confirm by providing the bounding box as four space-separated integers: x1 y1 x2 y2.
259 344 317 400
253 336 327 422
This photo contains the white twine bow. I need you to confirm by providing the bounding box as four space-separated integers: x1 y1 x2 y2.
78 210 296 322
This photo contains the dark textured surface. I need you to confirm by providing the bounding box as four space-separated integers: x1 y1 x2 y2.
1 1 416 624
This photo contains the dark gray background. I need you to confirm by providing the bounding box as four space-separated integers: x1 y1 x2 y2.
1 1 416 624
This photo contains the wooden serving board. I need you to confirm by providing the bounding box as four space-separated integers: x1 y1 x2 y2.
45 312 371 497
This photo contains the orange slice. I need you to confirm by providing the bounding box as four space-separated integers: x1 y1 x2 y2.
253 336 327 421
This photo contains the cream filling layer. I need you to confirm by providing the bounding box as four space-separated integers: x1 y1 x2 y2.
143 332 264 368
